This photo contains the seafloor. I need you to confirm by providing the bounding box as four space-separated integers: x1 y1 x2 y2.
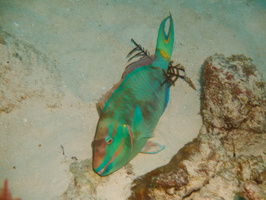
0 0 265 199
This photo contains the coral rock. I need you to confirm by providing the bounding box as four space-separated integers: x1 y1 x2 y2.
200 54 266 155
129 132 266 200
129 134 228 200
55 159 134 200
201 54 265 134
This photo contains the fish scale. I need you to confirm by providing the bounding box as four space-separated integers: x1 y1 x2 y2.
105 66 167 125
92 15 175 176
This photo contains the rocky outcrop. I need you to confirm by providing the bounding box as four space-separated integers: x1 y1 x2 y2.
129 54 266 200
201 54 265 134
129 132 266 200
201 54 266 155
54 159 134 200
55 160 101 200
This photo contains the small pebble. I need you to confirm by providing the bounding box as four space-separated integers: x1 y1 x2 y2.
166 187 175 195
71 156 78 161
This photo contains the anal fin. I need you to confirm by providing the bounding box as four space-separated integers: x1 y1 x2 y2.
141 140 165 154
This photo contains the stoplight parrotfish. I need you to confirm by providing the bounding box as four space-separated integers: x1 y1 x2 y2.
92 15 193 176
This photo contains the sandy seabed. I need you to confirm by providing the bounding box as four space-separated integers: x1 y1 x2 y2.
0 0 265 199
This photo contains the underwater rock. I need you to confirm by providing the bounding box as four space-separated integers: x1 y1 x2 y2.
192 154 266 200
55 159 134 200
129 54 266 199
201 54 265 134
55 159 100 200
239 180 266 200
128 132 266 200
201 54 266 155
128 133 227 200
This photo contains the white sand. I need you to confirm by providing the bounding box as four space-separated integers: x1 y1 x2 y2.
0 0 265 199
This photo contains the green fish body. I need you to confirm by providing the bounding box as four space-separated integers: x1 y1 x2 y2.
92 15 174 176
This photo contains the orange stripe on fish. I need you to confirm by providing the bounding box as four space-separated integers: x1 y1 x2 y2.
107 140 124 166
164 38 169 44
159 50 169 61
126 124 134 151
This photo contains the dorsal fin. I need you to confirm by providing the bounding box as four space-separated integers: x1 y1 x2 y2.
122 39 155 79
96 80 122 116
122 56 154 79
97 40 155 115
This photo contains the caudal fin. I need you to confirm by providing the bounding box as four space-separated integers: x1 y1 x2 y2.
154 14 174 67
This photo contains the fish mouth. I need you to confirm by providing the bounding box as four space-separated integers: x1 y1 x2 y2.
94 140 125 176
95 164 108 176
94 157 113 176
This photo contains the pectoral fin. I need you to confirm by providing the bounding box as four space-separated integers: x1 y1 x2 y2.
141 140 165 154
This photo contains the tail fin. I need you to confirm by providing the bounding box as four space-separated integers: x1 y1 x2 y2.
155 14 174 66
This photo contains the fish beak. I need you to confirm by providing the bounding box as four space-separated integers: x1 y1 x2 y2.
96 165 107 176
92 138 106 172
93 140 125 176
155 14 174 61
93 157 111 176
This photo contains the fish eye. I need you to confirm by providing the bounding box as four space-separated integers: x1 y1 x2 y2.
106 137 113 145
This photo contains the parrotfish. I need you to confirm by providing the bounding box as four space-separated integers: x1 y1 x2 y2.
92 15 175 176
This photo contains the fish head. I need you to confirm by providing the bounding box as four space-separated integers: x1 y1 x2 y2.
92 118 133 176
